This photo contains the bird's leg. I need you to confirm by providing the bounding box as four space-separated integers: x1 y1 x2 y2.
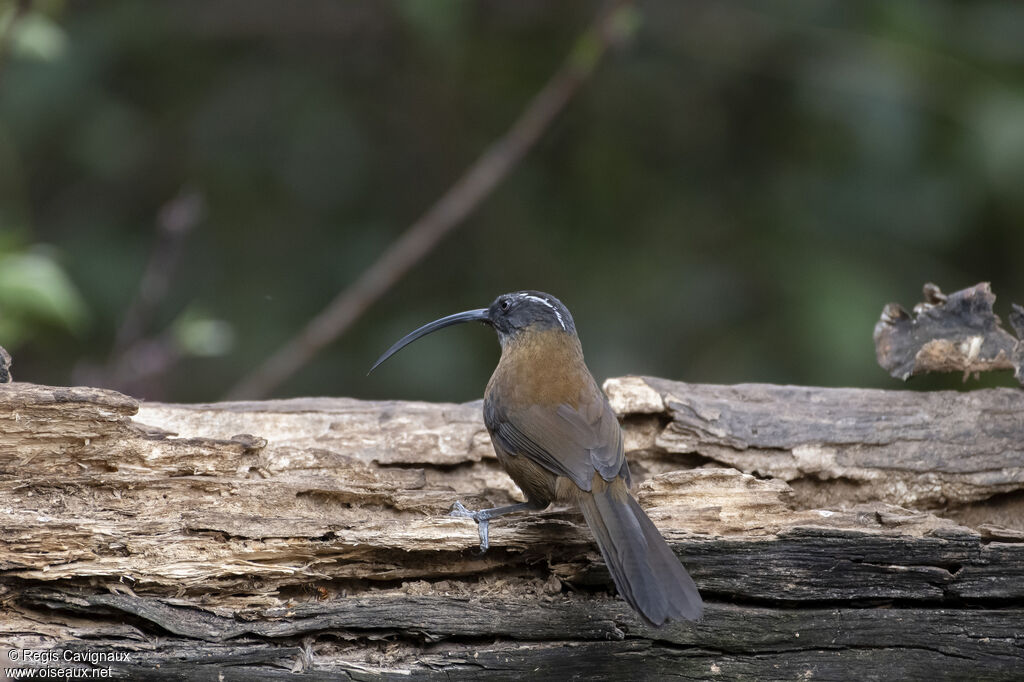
449 500 540 553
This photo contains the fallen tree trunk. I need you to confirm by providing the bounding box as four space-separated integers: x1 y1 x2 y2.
1 378 1022 680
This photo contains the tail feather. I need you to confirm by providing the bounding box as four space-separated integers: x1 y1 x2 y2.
578 478 703 626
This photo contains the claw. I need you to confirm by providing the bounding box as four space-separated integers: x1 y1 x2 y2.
448 501 489 554
449 500 476 519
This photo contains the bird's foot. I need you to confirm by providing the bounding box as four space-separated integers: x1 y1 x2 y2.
448 500 476 519
448 501 490 554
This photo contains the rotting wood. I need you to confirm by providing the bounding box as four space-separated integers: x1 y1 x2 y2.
874 281 1024 385
604 375 1024 519
1 379 1022 679
7 596 1022 680
0 345 11 383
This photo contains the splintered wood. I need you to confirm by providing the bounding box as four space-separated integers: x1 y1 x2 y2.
874 282 1024 385
1 379 1022 679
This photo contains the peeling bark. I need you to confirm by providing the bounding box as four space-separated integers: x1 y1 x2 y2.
874 282 1024 385
606 375 1024 518
1 380 1021 679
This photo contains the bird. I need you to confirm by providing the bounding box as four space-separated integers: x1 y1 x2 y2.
370 291 703 625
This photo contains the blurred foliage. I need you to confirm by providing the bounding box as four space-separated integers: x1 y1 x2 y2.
0 0 1022 401
0 239 87 347
2 1 67 63
172 306 234 358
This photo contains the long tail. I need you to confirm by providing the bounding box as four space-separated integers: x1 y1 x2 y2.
577 477 703 625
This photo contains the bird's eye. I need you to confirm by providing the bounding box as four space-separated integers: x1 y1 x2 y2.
500 298 511 311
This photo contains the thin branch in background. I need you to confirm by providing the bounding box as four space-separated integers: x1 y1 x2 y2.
225 0 638 400
112 188 205 356
0 0 31 82
74 188 205 397
99 333 181 397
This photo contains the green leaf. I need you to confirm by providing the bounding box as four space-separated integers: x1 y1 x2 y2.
10 11 68 62
172 309 235 357
0 249 89 346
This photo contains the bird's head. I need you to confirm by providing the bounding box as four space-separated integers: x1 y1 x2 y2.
369 290 575 372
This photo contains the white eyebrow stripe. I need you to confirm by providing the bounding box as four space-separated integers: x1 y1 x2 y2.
519 294 566 330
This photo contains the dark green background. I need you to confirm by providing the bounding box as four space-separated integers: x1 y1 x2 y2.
2 0 1022 402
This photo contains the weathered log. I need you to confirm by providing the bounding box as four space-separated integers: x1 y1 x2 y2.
605 376 1024 517
1 379 1021 680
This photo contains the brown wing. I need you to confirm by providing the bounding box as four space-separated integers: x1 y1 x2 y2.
484 384 629 493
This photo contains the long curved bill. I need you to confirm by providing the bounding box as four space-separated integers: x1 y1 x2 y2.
369 308 490 373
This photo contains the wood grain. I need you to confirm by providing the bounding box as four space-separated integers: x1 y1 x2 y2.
1 379 1021 679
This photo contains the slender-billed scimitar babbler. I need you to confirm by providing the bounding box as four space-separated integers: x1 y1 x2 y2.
371 291 703 625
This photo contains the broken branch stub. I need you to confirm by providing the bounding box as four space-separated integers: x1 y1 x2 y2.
874 282 1024 385
0 345 11 383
